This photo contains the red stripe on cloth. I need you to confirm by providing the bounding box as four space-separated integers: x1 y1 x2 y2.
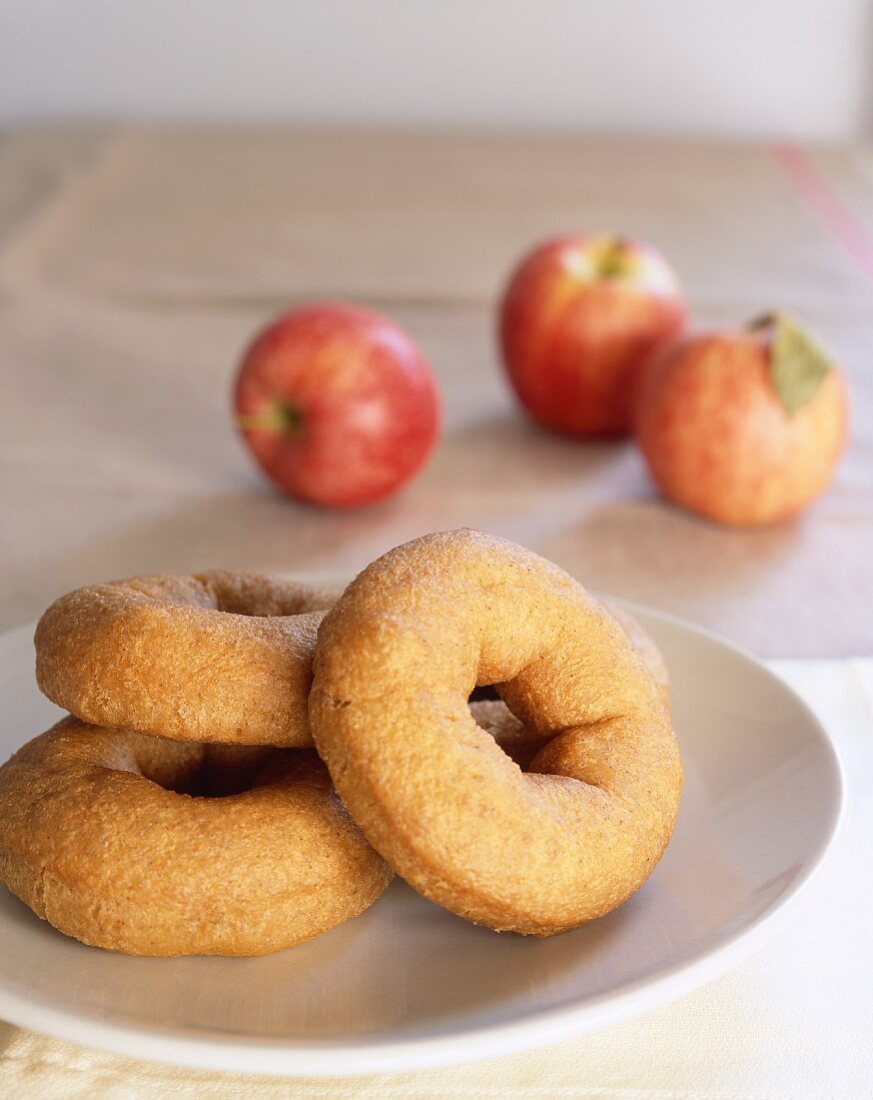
773 142 873 287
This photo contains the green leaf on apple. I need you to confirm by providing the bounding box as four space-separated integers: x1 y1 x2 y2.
750 312 832 416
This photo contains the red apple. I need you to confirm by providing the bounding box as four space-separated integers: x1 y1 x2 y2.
634 314 849 526
499 234 687 436
234 303 441 508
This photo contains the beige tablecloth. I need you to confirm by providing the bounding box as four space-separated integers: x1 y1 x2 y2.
1 129 872 655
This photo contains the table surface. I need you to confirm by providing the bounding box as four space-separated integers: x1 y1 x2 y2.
2 127 872 655
2 127 872 1096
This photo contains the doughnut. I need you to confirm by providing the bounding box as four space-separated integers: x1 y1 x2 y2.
35 571 339 746
310 529 683 937
606 601 670 710
0 718 392 955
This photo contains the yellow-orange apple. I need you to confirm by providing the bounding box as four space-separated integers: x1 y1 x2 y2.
634 314 849 526
499 234 687 436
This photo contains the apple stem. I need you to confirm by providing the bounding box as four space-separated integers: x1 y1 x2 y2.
748 312 779 333
235 401 304 436
597 238 631 279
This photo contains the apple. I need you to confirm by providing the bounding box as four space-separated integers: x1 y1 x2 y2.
234 303 441 508
499 234 687 437
634 313 849 526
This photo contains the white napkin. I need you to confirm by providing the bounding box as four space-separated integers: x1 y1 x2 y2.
1 658 870 1098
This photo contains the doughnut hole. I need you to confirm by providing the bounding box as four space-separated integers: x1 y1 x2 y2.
468 698 549 770
124 571 339 617
98 735 278 798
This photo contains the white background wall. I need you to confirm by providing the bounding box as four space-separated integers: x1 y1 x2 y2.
2 0 871 139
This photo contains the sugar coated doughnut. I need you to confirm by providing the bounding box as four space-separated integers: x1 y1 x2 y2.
0 718 392 955
606 601 670 710
310 529 683 936
35 571 339 746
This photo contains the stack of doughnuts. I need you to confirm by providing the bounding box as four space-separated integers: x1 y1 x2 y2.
0 531 682 956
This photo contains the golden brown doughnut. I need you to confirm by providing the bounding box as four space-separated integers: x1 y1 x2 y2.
34 571 339 746
310 529 683 937
0 718 392 955
605 601 671 710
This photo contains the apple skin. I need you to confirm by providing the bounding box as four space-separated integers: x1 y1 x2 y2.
234 303 441 508
499 234 687 437
634 328 849 526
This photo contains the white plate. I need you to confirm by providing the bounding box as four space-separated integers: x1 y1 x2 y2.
0 596 843 1077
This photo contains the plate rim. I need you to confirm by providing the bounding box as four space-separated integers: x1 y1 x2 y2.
0 597 846 1076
